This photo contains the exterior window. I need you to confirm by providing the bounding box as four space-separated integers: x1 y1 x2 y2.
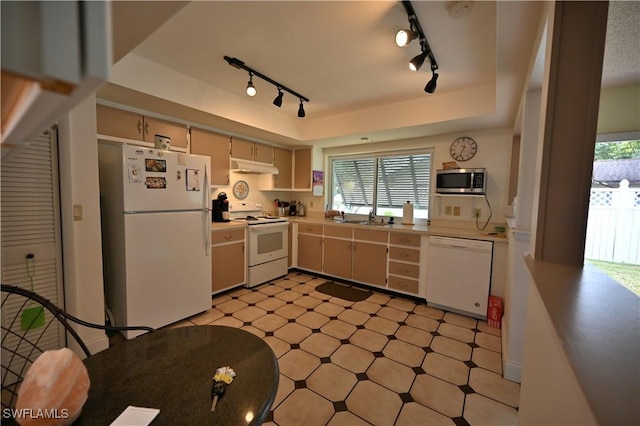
331 152 432 219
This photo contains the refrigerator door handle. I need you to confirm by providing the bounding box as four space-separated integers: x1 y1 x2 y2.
204 163 211 255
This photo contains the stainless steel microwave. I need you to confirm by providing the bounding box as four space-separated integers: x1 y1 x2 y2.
436 168 487 194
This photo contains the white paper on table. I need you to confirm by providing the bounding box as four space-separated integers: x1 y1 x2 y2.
110 406 160 426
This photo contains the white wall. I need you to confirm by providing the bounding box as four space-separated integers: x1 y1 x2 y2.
597 83 640 134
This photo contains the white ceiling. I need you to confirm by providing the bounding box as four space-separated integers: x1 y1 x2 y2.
101 1 639 148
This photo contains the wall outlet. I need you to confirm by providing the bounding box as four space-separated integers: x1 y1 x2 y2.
445 206 452 215
473 208 482 217
453 206 461 216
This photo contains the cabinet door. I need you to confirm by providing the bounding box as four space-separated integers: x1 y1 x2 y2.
191 128 231 186
143 116 188 148
273 147 292 188
297 234 323 272
353 241 387 286
253 141 273 164
323 238 352 279
212 242 245 292
230 137 255 161
96 104 143 140
294 148 312 189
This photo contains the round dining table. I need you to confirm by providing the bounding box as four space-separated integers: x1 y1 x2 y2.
76 325 279 425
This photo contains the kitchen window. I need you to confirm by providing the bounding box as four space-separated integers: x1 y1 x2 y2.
331 151 433 219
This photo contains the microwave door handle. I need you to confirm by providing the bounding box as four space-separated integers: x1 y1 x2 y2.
470 171 475 190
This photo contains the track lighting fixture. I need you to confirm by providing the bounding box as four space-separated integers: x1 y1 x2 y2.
246 73 256 96
396 1 440 93
273 87 284 107
224 56 310 117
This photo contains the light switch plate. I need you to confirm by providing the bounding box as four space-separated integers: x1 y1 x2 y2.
73 204 83 221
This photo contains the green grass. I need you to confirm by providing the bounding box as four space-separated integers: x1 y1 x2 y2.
587 259 640 296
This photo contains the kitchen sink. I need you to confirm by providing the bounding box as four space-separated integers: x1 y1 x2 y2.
335 220 389 226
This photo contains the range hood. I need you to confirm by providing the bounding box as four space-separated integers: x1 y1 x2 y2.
230 158 279 174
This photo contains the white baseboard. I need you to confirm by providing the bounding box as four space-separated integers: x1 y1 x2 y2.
504 360 522 383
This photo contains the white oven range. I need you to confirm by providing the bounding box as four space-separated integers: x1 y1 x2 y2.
229 202 289 287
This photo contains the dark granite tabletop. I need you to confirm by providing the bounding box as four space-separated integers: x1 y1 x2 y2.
77 326 279 425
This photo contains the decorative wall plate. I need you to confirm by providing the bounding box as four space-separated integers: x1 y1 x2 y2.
233 180 249 199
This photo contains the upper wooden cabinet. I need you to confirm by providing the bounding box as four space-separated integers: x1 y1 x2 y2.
96 104 188 149
230 137 273 164
259 147 292 190
294 147 312 189
190 127 231 186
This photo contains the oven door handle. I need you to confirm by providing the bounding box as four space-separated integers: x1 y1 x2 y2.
248 222 289 232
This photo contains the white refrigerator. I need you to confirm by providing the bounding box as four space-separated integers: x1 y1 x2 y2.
98 143 211 338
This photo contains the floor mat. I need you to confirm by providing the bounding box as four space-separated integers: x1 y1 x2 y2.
315 281 372 302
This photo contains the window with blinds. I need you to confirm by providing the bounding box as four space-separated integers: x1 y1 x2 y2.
331 152 432 218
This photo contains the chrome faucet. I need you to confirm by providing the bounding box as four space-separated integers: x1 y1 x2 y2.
368 209 375 224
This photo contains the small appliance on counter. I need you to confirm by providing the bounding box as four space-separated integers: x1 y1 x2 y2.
212 192 230 222
289 201 297 216
297 202 306 217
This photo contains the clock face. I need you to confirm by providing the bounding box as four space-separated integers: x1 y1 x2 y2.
450 137 477 161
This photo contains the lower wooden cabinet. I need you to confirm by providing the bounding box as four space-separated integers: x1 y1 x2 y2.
297 233 323 272
352 241 387 286
211 228 245 293
323 238 352 279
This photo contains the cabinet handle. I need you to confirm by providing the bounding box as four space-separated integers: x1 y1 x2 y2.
400 237 410 242
144 121 149 135
399 252 410 257
223 234 232 240
398 268 409 272
305 227 314 232
137 119 142 134
475 302 480 307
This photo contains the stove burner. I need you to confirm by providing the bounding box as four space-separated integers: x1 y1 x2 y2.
246 216 258 221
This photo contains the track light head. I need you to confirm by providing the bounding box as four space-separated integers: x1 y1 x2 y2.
425 69 439 93
297 99 306 118
395 28 418 47
246 73 256 96
409 49 428 72
273 88 284 107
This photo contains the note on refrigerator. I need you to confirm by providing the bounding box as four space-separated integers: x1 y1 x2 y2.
110 406 160 426
186 168 201 191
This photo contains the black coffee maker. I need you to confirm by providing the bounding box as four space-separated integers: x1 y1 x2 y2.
212 192 230 222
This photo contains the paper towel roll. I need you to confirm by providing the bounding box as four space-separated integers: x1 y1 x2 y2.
402 201 414 225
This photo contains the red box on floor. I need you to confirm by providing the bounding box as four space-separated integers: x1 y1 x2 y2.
488 296 503 328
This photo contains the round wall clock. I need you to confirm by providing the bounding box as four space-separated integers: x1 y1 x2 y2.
449 136 477 161
233 180 249 199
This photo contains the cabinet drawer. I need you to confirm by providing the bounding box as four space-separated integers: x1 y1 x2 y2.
324 225 352 239
298 224 323 235
211 228 245 245
389 246 420 263
354 228 388 243
388 261 419 279
388 275 419 294
390 232 420 247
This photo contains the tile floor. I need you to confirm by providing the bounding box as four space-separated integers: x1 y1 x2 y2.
178 272 520 425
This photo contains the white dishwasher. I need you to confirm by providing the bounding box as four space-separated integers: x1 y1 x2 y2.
426 236 493 318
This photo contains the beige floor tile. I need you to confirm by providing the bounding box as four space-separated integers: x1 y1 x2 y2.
275 303 307 319
327 411 372 426
210 316 244 328
251 314 288 332
383 339 425 367
377 306 409 322
414 304 445 319
349 329 389 352
238 291 268 304
364 316 399 336
288 273 316 283
477 321 501 336
475 332 502 352
227 287 251 297
346 381 403 426
405 314 440 332
189 308 224 325
422 352 470 385
263 335 290 358
296 311 330 329
387 297 417 312
215 298 248 314
211 294 232 305
437 322 475 343
275 278 300 288
464 393 519 425
411 374 464 418
258 285 285 296
321 319 357 340
367 292 391 305
271 374 294 409
469 368 520 408
332 344 374 373
274 322 313 344
300 333 341 358
274 388 334 425
240 325 265 338
275 289 304 302
472 347 502 374
278 349 321 381
166 319 194 329
337 309 370 326
329 296 355 307
367 357 416 393
396 402 455 426
232 306 267 323
293 295 323 309
431 336 472 361
255 297 286 312
443 311 478 329
395 325 433 348
307 363 357 401
351 300 381 314
309 290 334 301
304 277 325 288
290 283 315 294
313 301 345 317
